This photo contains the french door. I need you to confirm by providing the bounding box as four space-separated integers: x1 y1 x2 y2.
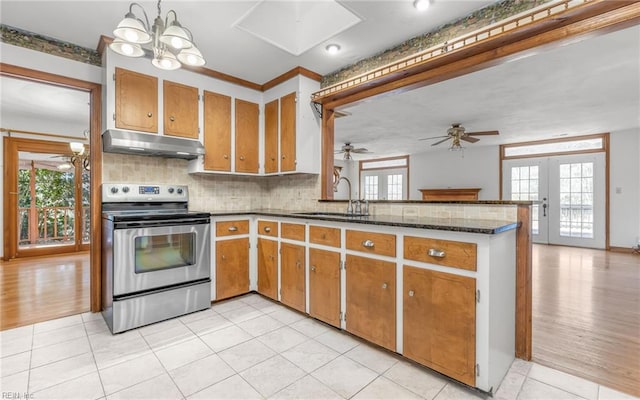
503 153 606 249
4 137 90 259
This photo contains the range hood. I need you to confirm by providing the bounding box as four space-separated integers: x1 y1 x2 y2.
102 129 204 160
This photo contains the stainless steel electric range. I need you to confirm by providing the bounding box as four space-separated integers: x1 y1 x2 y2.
101 183 211 333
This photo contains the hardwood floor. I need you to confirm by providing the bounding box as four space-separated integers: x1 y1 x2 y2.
532 244 640 397
0 251 90 330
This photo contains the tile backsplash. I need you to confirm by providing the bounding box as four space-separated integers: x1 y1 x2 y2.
103 154 517 221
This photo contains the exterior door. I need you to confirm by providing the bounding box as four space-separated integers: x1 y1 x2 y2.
503 153 605 249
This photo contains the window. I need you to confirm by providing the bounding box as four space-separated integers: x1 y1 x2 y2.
510 165 540 234
502 134 606 159
360 156 409 200
559 162 594 238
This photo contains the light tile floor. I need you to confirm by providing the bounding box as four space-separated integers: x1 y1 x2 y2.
1 294 637 400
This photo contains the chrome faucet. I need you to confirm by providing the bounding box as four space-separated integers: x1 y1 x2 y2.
334 176 354 214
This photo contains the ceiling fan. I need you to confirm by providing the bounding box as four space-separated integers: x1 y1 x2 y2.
419 123 499 150
335 142 372 160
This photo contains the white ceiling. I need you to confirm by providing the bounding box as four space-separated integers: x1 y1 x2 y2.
0 0 498 84
335 24 640 158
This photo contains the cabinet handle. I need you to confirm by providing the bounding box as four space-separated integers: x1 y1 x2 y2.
264 227 271 233
228 226 238 232
296 261 301 268
311 265 316 272
239 156 245 161
169 116 175 122
381 283 388 289
362 240 375 248
147 112 153 117
223 154 228 159
428 248 445 258
408 290 414 297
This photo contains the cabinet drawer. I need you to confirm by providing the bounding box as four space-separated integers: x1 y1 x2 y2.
404 236 477 271
258 220 278 237
282 223 305 241
346 230 396 257
216 220 250 237
309 225 341 248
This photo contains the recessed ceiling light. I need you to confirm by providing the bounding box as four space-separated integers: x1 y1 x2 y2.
326 44 341 55
413 0 431 12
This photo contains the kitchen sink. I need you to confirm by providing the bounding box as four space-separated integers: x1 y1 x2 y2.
294 212 363 217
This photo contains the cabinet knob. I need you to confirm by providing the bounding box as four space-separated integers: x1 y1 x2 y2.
311 265 316 272
428 249 446 258
221 255 226 260
169 116 175 122
270 255 275 260
381 283 388 289
223 154 228 159
271 157 275 161
296 261 301 268
240 156 245 161
264 227 271 233
408 290 414 297
147 112 153 117
362 240 375 248
282 155 286 159
228 226 238 232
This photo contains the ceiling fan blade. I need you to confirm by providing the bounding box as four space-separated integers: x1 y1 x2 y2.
334 150 344 154
431 137 451 146
461 136 480 143
418 135 449 141
466 130 499 136
352 148 371 153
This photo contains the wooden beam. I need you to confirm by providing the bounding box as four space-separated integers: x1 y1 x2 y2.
321 108 336 200
516 204 533 360
262 67 322 91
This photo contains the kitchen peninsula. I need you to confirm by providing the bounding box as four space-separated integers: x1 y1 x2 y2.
206 205 525 394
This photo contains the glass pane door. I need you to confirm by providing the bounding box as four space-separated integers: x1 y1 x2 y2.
18 152 76 250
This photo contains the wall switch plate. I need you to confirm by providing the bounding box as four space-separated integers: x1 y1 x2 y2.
615 187 622 194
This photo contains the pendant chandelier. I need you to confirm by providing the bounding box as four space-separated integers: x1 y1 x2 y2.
109 0 206 70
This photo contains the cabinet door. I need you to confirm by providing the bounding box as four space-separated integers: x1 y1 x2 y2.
280 92 296 172
235 99 259 173
346 255 396 350
164 80 199 139
115 67 158 133
264 99 279 174
280 242 305 313
257 238 278 300
203 91 231 171
403 265 476 386
309 248 341 327
216 238 249 300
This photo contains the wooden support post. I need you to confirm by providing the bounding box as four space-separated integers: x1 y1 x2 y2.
515 204 533 360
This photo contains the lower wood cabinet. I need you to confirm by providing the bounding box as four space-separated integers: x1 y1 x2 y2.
257 238 278 300
308 248 341 327
216 238 249 300
280 242 305 313
403 265 476 386
345 255 396 350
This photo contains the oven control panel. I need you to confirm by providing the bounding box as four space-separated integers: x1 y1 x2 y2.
102 184 189 203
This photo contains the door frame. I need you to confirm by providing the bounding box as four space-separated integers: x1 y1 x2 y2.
4 137 90 257
0 63 103 312
499 133 610 250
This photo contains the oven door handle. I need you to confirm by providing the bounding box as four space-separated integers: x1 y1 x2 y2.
114 218 210 229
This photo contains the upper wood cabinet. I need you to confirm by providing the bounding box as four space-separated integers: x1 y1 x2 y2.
263 92 297 174
203 91 232 172
115 67 158 133
264 99 279 174
235 99 259 173
280 92 297 172
403 265 476 387
346 254 396 351
163 81 199 139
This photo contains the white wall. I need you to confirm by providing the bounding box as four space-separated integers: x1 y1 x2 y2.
609 128 640 248
0 43 102 258
409 146 500 200
333 158 360 200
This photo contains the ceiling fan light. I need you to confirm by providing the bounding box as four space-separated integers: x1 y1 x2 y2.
177 46 205 66
152 52 181 70
70 142 85 155
449 143 463 151
109 39 145 57
113 13 151 44
160 23 193 49
58 163 72 170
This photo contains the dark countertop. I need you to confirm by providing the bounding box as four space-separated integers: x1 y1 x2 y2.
206 209 520 235
318 199 536 205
